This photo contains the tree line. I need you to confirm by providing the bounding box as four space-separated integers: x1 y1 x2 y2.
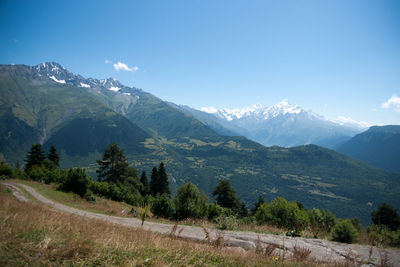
1 142 399 246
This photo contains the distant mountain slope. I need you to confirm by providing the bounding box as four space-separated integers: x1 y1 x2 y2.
336 125 400 172
1 63 399 225
0 64 150 166
187 101 365 148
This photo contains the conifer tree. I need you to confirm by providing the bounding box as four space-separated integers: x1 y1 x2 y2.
149 163 170 197
212 179 239 210
140 171 150 196
158 162 170 196
47 145 60 167
24 144 46 172
96 143 128 183
150 166 159 196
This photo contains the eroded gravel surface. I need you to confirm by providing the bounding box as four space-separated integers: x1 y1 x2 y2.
3 182 400 266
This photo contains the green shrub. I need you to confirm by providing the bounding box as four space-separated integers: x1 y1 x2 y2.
308 208 337 237
59 168 90 197
215 215 239 230
151 193 174 219
332 219 358 243
254 197 309 230
84 189 96 202
173 182 203 220
367 225 400 247
0 163 13 178
27 165 47 182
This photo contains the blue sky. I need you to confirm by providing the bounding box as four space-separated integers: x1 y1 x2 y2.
1 0 399 125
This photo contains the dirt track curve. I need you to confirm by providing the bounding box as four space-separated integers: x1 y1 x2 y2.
3 182 400 266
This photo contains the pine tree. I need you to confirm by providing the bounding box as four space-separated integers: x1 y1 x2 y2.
96 143 128 183
149 163 170 197
158 162 170 196
47 145 60 167
150 166 159 196
140 171 150 196
212 179 239 210
24 144 46 172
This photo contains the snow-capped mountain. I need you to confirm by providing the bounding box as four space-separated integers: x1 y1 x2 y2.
185 100 367 148
203 100 311 121
32 62 142 114
34 62 141 96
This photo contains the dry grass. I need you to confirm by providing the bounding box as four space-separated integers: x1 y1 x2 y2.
0 184 327 266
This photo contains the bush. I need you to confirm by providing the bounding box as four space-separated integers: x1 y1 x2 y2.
173 182 203 220
27 165 47 182
0 163 13 179
254 197 309 230
367 225 400 247
151 193 174 219
59 168 90 197
89 180 142 205
308 208 337 237
332 219 358 243
84 189 96 202
215 215 239 230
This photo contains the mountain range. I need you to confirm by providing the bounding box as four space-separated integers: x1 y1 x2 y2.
1 62 399 225
179 101 366 148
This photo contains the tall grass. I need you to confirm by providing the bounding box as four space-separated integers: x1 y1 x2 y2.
0 184 325 266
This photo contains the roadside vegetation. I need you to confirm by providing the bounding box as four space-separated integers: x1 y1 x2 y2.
1 142 400 251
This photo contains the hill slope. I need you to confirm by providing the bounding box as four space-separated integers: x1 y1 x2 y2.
1 63 399 225
0 64 150 166
336 125 400 173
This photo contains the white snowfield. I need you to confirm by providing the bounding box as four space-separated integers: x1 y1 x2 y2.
2 182 399 266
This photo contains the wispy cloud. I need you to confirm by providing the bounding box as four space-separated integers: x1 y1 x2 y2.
200 107 218 114
333 116 370 128
113 61 139 72
105 59 112 64
382 94 400 112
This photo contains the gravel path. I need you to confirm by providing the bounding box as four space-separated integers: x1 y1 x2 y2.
3 182 400 266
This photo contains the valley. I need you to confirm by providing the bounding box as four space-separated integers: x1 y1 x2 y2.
0 63 399 226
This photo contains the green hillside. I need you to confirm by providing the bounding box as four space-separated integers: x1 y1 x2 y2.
1 64 399 225
0 65 150 166
336 125 400 173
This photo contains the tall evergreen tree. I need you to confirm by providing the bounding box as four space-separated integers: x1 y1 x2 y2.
96 143 129 183
149 166 159 196
140 171 150 196
47 145 60 167
158 162 170 196
212 179 239 210
149 163 170 196
24 144 46 172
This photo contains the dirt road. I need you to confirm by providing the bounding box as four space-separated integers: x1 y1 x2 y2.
3 182 399 266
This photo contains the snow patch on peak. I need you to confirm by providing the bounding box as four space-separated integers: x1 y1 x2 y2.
49 75 66 84
109 86 120 92
80 82 90 88
201 100 307 121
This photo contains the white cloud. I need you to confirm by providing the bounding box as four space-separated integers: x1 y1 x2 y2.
333 116 370 128
105 59 112 64
200 107 218 114
382 94 400 112
113 61 139 72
